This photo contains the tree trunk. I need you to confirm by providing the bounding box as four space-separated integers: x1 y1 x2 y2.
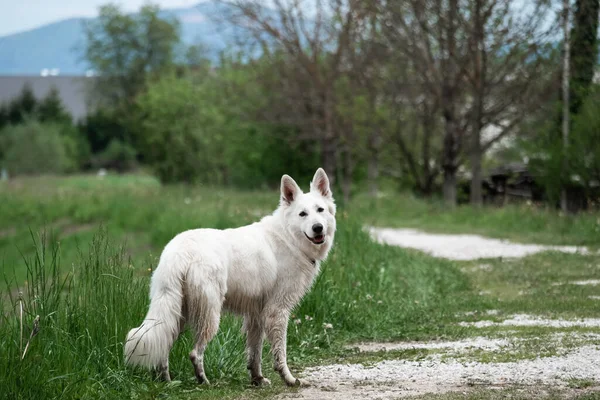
470 134 483 206
342 146 353 205
368 153 378 198
561 0 571 213
443 167 457 206
470 0 485 207
442 0 460 208
322 136 337 186
442 108 459 207
368 129 381 198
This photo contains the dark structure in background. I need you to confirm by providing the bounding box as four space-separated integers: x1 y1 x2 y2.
459 162 598 212
0 76 93 121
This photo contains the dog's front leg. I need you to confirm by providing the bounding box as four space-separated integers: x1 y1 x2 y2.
244 315 270 386
264 309 305 387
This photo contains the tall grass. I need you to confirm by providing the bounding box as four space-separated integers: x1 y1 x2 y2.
0 217 485 399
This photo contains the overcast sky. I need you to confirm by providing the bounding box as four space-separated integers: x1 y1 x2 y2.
0 0 205 37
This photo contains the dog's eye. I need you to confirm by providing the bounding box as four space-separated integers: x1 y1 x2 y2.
317 207 324 213
299 211 307 217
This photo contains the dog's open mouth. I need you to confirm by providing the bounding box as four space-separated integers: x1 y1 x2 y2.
305 233 325 245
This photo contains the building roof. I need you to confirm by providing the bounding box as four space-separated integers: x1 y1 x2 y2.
0 75 94 120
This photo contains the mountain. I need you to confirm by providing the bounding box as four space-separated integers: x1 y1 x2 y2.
0 2 237 75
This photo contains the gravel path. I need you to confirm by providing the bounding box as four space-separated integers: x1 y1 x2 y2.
367 227 588 260
283 346 600 399
279 228 598 399
459 314 600 329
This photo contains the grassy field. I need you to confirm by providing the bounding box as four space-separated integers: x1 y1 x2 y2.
351 192 600 247
1 174 600 399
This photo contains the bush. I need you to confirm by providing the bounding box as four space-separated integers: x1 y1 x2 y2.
0 121 77 175
136 75 213 184
78 107 131 154
92 139 137 172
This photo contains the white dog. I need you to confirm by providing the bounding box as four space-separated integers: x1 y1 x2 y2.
124 168 336 387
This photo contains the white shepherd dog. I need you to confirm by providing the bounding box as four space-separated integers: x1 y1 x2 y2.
124 168 336 387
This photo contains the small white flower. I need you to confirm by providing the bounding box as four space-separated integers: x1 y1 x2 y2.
322 323 333 330
366 294 373 300
305 315 313 321
377 300 383 304
294 319 301 325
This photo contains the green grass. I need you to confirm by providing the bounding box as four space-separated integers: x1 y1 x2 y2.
0 174 490 399
350 192 600 246
1 174 600 399
463 252 600 319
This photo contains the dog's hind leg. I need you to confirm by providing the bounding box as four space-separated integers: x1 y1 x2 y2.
244 314 270 386
154 361 171 382
187 289 222 384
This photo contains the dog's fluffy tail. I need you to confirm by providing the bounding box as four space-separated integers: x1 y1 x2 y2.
124 254 184 369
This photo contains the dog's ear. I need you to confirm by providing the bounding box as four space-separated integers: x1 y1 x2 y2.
281 174 301 205
310 168 331 199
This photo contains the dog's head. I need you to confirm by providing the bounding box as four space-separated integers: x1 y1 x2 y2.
279 168 336 258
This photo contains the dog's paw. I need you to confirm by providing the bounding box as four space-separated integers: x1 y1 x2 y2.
287 378 310 387
252 376 271 387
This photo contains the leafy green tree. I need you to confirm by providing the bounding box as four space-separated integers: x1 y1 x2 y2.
570 86 600 191
570 0 599 115
82 3 181 106
136 74 209 183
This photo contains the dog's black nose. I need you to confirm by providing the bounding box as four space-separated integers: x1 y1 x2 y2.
312 223 323 233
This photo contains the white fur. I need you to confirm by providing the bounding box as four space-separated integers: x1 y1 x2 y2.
124 168 336 386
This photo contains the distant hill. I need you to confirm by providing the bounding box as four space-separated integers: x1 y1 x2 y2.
0 1 238 75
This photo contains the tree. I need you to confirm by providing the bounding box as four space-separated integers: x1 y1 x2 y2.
561 0 571 212
0 103 8 130
464 0 554 205
381 0 554 206
7 83 37 125
219 0 371 197
569 0 599 116
82 4 181 106
37 86 72 124
381 0 472 206
561 0 599 211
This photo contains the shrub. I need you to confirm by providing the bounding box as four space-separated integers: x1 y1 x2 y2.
0 121 77 175
92 139 137 172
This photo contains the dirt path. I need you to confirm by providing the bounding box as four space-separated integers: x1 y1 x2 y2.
283 345 600 399
368 227 588 260
279 228 599 399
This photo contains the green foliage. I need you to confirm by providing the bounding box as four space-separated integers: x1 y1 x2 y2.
36 86 72 125
569 0 600 115
570 86 600 187
92 139 138 172
83 3 181 105
136 74 208 183
78 107 130 154
0 121 78 175
0 103 8 131
7 83 37 125
136 64 318 186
